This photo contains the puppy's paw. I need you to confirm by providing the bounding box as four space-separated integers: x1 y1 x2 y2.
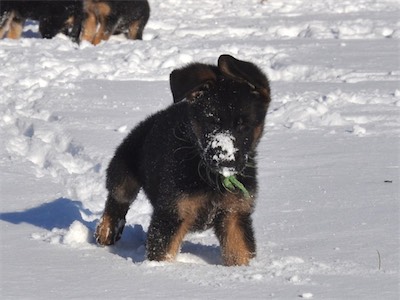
95 215 126 245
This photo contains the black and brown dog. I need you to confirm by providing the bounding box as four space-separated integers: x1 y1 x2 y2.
0 0 150 44
0 0 83 42
95 55 271 266
80 0 150 45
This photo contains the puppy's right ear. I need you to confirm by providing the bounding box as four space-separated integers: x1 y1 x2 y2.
169 63 218 103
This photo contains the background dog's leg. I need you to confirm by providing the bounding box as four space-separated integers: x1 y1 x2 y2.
146 210 192 261
80 12 97 44
92 14 117 46
95 173 140 245
127 17 145 40
214 212 256 266
68 14 83 44
90 2 114 45
7 17 24 39
0 11 14 38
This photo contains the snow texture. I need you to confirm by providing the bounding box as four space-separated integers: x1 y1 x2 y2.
0 0 399 299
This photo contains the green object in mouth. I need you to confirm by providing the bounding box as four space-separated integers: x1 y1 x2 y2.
222 175 251 199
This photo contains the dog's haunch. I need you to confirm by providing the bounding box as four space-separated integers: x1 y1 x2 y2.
96 54 271 266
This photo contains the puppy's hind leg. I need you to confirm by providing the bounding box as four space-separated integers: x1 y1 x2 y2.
95 159 141 246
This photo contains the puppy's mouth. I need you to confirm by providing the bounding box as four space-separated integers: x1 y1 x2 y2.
220 167 237 177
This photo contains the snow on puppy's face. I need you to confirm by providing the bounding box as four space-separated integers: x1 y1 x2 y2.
206 130 238 176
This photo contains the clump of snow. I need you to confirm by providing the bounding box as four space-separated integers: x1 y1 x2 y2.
352 125 367 136
221 167 236 177
63 221 92 246
208 131 237 162
31 221 93 248
206 131 238 176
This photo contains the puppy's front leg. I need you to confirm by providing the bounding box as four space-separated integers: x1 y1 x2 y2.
214 211 256 266
146 210 191 261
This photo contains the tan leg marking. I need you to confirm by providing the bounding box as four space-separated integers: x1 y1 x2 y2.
7 20 23 39
92 25 111 46
222 213 253 266
96 3 111 16
127 19 141 40
95 214 114 245
91 3 111 45
164 218 192 261
96 175 140 245
0 11 15 38
65 16 74 27
80 12 97 43
95 200 130 246
220 193 255 266
164 195 207 260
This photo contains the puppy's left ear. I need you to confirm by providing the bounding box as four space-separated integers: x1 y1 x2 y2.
218 54 270 100
170 63 218 103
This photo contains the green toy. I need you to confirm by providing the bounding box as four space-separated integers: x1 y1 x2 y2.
222 175 251 199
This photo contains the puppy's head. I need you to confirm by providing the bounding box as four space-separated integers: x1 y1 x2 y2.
39 6 76 39
170 55 271 177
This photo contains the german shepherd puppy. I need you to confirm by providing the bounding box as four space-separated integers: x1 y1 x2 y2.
80 0 150 45
95 55 271 266
0 0 83 43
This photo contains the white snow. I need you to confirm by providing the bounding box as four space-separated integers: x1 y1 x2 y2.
206 131 238 176
209 131 237 162
299 293 313 299
210 132 237 161
1 0 399 299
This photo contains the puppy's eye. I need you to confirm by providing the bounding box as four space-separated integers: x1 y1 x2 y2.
208 117 220 127
191 90 204 99
236 118 250 132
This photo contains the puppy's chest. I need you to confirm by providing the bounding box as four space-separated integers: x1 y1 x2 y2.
177 193 254 231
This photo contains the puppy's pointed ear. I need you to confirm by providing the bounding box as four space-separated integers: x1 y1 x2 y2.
170 63 218 103
218 54 270 100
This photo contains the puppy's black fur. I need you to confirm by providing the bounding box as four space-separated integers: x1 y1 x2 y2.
96 54 271 266
80 0 150 45
0 0 83 43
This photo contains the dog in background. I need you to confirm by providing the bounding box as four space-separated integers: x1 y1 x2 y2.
95 54 271 266
0 0 83 43
80 0 150 45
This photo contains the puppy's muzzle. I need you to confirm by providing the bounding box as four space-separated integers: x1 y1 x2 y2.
203 131 246 176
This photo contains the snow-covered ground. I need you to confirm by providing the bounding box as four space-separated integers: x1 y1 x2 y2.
1 0 399 299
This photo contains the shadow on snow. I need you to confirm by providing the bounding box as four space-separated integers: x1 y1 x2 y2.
0 197 222 265
0 198 96 231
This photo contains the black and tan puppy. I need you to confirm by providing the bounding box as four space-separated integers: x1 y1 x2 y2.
0 0 83 43
95 55 271 266
80 0 150 45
